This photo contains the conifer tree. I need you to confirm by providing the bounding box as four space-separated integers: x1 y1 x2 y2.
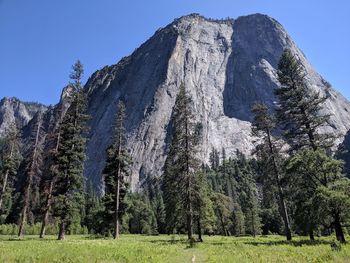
102 100 131 239
231 203 245 236
18 112 45 238
275 49 333 152
0 124 21 215
143 176 166 234
83 180 103 233
209 148 220 170
275 49 336 240
193 170 214 242
122 193 157 235
251 103 292 240
163 83 203 241
54 60 89 240
39 100 70 238
242 181 261 237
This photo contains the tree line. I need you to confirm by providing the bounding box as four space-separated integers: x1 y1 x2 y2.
0 49 350 244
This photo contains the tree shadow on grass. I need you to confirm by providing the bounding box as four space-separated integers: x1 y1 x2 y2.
147 239 187 245
244 239 333 247
84 235 110 240
4 237 55 242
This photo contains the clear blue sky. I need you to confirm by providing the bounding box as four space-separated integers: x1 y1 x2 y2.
0 0 349 105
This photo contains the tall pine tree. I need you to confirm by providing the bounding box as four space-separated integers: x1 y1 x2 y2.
39 105 67 238
102 100 131 239
275 49 333 152
54 60 89 240
163 83 204 241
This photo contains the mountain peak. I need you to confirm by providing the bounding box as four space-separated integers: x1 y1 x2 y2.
173 13 234 25
171 13 279 27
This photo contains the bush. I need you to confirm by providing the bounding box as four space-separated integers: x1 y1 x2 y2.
330 240 342 251
0 223 88 236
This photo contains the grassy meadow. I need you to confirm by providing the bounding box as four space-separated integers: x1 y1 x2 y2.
0 234 349 263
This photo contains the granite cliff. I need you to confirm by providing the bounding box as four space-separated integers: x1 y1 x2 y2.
2 14 350 191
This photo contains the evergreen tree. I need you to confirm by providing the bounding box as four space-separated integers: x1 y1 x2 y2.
238 163 261 237
209 148 220 170
193 170 215 242
54 60 89 240
242 182 261 237
206 153 263 237
143 175 166 234
39 102 68 238
275 49 336 240
102 100 131 239
231 203 245 236
221 148 226 163
0 123 21 215
251 103 292 240
18 112 45 238
259 175 284 235
83 180 103 234
275 49 334 152
163 83 203 241
122 193 157 235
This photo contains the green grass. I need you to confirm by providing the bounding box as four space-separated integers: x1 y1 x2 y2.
0 234 349 263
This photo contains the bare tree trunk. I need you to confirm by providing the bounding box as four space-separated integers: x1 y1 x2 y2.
197 217 203 242
0 170 9 211
113 172 120 239
251 210 256 238
187 206 193 240
113 128 122 240
334 214 346 243
40 131 60 239
218 209 228 236
185 110 193 241
58 221 65 240
18 116 42 238
18 173 33 238
266 130 292 241
40 180 54 238
58 192 68 241
309 228 315 241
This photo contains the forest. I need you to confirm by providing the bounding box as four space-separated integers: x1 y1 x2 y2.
0 49 350 252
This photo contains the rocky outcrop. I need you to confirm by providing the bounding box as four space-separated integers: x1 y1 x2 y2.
2 13 350 191
0 97 47 137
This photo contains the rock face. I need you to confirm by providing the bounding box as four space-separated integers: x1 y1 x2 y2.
2 13 350 191
83 13 350 190
0 97 47 137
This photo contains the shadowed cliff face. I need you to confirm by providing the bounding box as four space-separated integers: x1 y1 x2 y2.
1 13 350 191
223 14 287 121
337 130 350 178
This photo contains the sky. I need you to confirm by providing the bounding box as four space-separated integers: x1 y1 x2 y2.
0 0 349 105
